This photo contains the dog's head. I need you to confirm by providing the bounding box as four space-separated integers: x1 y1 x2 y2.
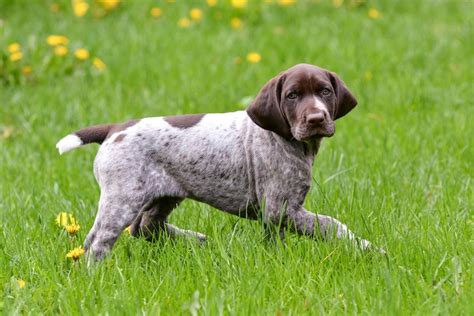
247 64 357 141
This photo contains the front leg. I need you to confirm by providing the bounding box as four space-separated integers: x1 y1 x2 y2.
286 206 382 253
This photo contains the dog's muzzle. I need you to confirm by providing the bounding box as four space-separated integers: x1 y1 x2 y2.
292 111 335 141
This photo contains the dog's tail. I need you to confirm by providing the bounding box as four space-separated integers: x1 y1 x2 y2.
56 124 114 155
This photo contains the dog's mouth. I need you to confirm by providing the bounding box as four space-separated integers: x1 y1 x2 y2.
292 122 335 141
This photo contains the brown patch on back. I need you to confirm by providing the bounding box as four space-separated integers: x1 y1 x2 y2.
114 133 126 142
164 114 205 129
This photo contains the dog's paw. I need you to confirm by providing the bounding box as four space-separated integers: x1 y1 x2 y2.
358 238 387 256
195 232 207 244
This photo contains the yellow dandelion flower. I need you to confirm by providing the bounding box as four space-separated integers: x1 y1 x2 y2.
10 52 23 62
17 279 26 289
368 8 381 19
47 35 69 46
54 45 68 57
231 0 247 9
93 57 106 71
56 212 68 226
74 48 90 60
150 7 163 18
190 8 203 21
69 214 78 225
278 0 296 6
65 224 80 235
207 0 217 6
1 126 14 140
7 42 21 54
246 52 261 63
230 17 242 29
332 0 343 8
73 0 89 17
123 226 131 235
22 66 33 75
178 18 191 28
55 212 77 227
98 0 120 10
66 247 85 261
364 71 373 81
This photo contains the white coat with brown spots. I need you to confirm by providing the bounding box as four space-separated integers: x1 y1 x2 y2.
56 64 383 260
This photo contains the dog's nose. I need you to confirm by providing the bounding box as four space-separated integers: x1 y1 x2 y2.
306 113 325 125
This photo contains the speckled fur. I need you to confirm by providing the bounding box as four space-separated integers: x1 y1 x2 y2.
66 64 381 260
82 111 375 259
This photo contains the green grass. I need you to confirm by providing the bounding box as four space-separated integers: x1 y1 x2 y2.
1 0 473 314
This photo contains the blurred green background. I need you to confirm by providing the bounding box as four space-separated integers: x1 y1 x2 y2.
1 0 472 314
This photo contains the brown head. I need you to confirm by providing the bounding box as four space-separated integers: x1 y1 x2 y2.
247 64 357 141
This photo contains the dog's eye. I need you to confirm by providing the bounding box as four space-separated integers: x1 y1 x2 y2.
322 88 332 96
287 91 298 100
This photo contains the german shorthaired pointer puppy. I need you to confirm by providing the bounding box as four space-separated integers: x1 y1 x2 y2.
57 64 381 260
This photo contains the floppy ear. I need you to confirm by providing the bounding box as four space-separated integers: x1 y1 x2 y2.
328 72 358 120
246 73 292 139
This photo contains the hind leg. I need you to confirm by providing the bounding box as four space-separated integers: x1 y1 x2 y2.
130 197 181 240
130 197 206 243
84 193 148 260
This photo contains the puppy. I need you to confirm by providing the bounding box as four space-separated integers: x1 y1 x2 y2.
57 64 381 259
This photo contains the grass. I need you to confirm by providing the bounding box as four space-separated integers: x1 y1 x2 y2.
1 0 473 314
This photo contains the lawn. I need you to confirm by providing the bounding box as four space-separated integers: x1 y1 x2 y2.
1 0 473 314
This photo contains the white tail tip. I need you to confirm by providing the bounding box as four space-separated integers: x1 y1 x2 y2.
56 134 82 155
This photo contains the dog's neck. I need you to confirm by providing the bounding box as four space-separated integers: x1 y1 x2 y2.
271 132 322 167
302 138 322 166
302 137 322 155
